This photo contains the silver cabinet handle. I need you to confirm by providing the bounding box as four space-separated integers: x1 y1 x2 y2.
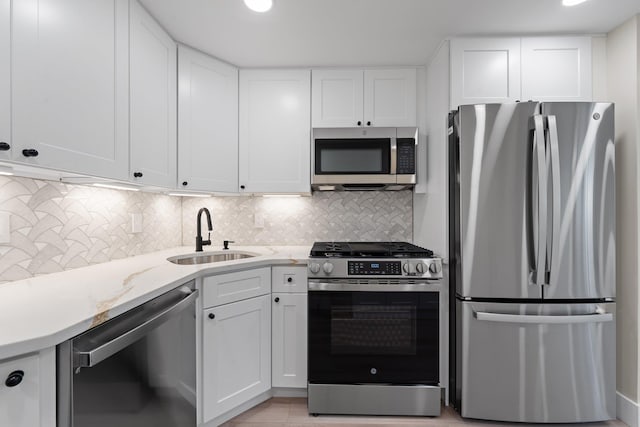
74 289 199 368
474 311 613 324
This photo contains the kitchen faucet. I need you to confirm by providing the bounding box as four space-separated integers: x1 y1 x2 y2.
195 207 212 252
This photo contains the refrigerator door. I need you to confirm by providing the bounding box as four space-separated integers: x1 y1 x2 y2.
541 102 615 299
457 300 615 423
455 102 543 299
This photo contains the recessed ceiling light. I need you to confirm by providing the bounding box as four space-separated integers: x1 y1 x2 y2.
244 0 273 13
562 0 588 6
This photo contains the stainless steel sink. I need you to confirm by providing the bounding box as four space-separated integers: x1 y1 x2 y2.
168 251 257 265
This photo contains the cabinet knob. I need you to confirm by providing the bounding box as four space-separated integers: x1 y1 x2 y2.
366 121 372 126
274 297 280 303
0 142 9 151
5 370 24 387
240 185 245 190
208 313 215 320
133 172 143 178
182 181 188 186
357 121 362 126
287 277 293 283
22 149 39 157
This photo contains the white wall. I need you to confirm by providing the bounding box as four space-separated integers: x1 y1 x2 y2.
606 14 640 424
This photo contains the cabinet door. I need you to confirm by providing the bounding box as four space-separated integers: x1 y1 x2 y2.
364 69 417 127
521 37 592 102
272 293 307 388
0 349 55 427
0 0 9 161
450 38 521 109
130 0 177 187
12 0 129 180
239 69 310 193
178 46 238 193
202 295 271 423
311 69 364 127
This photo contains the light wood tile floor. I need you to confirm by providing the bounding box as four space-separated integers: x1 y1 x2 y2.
222 397 628 427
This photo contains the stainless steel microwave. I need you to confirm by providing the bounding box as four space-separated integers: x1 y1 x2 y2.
312 127 417 191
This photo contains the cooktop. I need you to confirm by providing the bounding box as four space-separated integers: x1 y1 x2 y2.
310 241 434 258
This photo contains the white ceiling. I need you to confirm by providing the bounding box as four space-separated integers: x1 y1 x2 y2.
140 0 640 68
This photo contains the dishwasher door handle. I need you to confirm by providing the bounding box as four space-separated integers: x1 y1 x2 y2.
74 288 199 368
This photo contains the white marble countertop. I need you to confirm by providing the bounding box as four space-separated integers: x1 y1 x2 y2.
0 245 310 360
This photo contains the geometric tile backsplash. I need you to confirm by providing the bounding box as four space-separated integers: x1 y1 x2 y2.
182 190 413 248
0 175 412 283
0 176 182 284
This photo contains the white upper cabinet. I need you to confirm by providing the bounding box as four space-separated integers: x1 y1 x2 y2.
239 69 310 194
364 69 417 127
178 46 238 193
520 37 592 102
0 0 9 161
450 36 593 109
11 0 129 180
312 69 364 127
450 38 521 108
312 68 417 127
130 0 177 188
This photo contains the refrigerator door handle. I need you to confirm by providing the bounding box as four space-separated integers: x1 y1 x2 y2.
474 310 613 324
545 115 561 286
530 115 547 287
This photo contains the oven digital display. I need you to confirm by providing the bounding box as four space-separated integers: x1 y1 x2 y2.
348 261 402 275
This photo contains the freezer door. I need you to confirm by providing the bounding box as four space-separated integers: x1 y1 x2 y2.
457 301 615 423
455 102 543 299
541 102 615 299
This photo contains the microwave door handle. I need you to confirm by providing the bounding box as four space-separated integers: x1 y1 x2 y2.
390 136 397 175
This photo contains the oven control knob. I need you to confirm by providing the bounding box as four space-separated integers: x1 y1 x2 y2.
322 262 334 274
309 262 320 274
429 261 442 274
415 262 425 274
402 262 409 274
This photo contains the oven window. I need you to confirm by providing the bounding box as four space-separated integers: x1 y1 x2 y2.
331 305 416 355
314 138 390 174
308 290 439 385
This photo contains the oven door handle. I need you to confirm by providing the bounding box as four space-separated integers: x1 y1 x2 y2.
74 288 199 368
308 281 440 292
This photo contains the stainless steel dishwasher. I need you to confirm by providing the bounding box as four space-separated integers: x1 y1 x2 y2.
57 281 198 427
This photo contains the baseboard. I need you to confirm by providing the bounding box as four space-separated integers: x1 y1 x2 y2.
617 391 639 427
272 387 307 398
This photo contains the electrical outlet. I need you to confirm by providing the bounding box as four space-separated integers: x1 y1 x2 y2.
131 213 143 234
0 212 10 244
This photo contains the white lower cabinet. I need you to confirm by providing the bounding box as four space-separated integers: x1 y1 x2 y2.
0 348 55 427
272 293 307 388
202 293 271 423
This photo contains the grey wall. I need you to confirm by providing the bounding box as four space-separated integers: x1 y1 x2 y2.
607 15 640 403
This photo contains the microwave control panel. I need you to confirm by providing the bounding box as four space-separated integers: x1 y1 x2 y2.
396 138 416 174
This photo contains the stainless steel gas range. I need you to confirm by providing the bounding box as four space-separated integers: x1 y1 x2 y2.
307 242 443 417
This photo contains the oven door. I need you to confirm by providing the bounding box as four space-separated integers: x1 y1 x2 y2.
308 288 439 385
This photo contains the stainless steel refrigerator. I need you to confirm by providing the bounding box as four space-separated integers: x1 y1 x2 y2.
448 102 616 423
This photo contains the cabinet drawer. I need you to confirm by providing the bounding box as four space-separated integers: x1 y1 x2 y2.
202 267 271 308
272 266 307 293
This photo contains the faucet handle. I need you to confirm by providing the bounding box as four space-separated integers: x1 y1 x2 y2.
223 240 235 250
